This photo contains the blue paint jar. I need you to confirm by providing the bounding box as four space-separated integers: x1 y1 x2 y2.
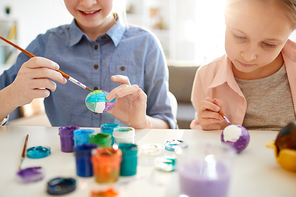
74 144 97 177
100 123 120 145
118 143 138 176
73 129 95 147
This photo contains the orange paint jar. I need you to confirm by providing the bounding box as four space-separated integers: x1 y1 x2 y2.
91 147 122 183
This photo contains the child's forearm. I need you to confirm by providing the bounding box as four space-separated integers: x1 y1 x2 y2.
144 116 170 129
0 85 19 123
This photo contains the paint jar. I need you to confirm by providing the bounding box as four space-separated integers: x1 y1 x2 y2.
118 143 138 176
73 129 95 147
113 127 135 144
59 126 80 152
74 144 97 177
89 133 112 147
91 147 122 183
100 123 120 145
176 140 236 197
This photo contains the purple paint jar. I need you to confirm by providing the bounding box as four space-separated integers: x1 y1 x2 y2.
59 126 80 152
176 140 236 197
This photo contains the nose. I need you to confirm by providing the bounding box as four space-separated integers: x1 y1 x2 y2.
240 45 257 61
80 0 97 8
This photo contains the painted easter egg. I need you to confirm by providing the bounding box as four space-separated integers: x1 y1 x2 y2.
266 121 296 172
221 124 250 153
85 90 115 113
275 121 296 153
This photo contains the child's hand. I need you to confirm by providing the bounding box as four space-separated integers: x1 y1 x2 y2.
8 57 67 107
106 75 148 129
198 97 227 130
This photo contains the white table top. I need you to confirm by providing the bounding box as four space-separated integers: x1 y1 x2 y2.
0 126 295 197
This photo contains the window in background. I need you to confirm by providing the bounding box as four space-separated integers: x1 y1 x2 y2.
126 0 227 64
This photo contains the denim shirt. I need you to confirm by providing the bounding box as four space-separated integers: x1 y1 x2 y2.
0 18 176 128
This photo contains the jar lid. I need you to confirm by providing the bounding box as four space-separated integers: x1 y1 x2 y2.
154 156 176 172
140 143 164 156
47 177 76 195
113 127 135 138
16 167 45 183
164 139 188 151
26 146 51 159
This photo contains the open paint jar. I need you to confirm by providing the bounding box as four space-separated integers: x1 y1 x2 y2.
113 127 135 144
118 143 138 176
89 133 112 148
176 140 236 197
59 126 79 152
91 147 122 183
100 123 120 145
73 129 95 147
74 144 97 177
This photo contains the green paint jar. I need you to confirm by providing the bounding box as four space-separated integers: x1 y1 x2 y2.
89 133 112 147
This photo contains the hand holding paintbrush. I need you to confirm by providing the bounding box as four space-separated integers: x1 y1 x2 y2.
0 36 93 92
193 97 231 130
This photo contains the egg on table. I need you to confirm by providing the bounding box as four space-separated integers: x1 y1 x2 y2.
266 121 296 172
221 124 250 153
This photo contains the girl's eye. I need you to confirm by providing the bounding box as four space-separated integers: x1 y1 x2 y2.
233 34 246 41
262 42 276 48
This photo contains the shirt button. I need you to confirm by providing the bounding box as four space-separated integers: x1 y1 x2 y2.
94 64 99 69
120 66 125 71
94 86 99 90
94 45 98 50
101 35 106 39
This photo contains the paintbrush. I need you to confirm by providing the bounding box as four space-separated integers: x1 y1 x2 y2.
19 134 29 170
0 36 93 92
218 110 232 125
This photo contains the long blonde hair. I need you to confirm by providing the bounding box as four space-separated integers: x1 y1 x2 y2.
112 0 128 27
225 0 296 29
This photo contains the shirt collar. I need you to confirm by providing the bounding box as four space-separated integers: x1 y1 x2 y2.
68 16 126 47
208 55 244 97
105 16 126 47
69 19 85 47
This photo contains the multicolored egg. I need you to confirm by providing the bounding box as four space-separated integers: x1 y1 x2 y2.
85 90 115 113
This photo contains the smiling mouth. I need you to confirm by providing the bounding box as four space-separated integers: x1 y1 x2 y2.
79 10 100 15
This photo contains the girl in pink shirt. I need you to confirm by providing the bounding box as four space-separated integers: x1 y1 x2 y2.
191 0 296 131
